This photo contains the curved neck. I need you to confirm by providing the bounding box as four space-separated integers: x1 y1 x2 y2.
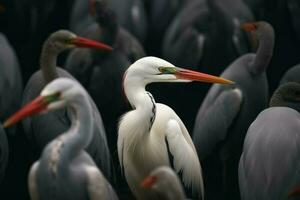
251 25 274 75
124 75 157 133
40 39 60 83
62 93 93 159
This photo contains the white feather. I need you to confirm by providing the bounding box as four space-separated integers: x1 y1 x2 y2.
166 119 204 199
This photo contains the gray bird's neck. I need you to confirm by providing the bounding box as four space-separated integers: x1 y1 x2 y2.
251 25 274 75
62 93 93 160
40 40 60 83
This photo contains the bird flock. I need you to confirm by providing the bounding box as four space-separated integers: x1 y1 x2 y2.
0 0 300 200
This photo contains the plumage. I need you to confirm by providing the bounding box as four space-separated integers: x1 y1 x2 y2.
22 30 112 180
65 1 145 153
70 0 147 43
239 82 300 200
280 63 300 85
9 78 118 200
118 56 233 200
141 166 186 200
192 21 274 199
0 33 23 136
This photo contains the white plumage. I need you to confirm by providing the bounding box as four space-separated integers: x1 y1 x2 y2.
117 56 221 200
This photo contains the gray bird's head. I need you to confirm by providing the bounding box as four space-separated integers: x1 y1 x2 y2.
44 30 113 54
141 166 186 200
270 82 300 112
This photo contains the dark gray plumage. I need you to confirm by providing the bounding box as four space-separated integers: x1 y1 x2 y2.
0 33 23 136
280 64 300 85
239 82 300 200
65 1 145 154
69 0 94 35
243 0 264 19
192 21 274 200
163 0 253 73
26 78 118 200
70 0 147 43
0 125 8 183
22 30 112 180
144 0 193 54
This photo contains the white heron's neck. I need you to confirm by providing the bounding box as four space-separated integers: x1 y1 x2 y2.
124 75 157 133
61 93 93 160
40 40 60 83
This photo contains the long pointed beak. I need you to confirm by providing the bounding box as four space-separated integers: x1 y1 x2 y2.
175 68 234 84
3 96 48 128
140 175 157 189
71 37 113 51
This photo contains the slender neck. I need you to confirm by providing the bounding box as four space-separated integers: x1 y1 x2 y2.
62 93 93 159
40 39 60 83
124 75 157 133
251 24 274 75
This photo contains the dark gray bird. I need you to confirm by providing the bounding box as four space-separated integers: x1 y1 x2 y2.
65 0 145 155
144 0 193 55
21 30 113 180
163 0 253 72
0 125 8 184
192 21 274 200
0 33 23 136
239 82 300 200
155 0 253 131
141 166 186 200
70 0 94 36
70 0 147 43
4 78 118 200
280 63 300 85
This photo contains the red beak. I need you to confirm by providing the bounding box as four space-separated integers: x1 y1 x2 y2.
71 37 113 51
140 175 157 189
3 96 48 128
175 68 234 84
241 22 258 32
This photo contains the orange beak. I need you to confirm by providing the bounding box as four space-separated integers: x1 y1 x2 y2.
141 175 157 188
241 22 258 32
175 67 234 84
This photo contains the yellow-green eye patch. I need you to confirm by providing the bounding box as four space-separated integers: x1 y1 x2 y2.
44 92 62 104
158 67 177 74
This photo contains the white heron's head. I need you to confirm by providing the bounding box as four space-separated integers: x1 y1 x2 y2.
124 56 234 85
3 78 86 128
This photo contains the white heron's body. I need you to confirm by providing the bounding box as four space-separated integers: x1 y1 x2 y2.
118 57 207 200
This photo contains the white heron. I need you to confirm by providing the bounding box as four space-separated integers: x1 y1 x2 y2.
118 56 234 200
